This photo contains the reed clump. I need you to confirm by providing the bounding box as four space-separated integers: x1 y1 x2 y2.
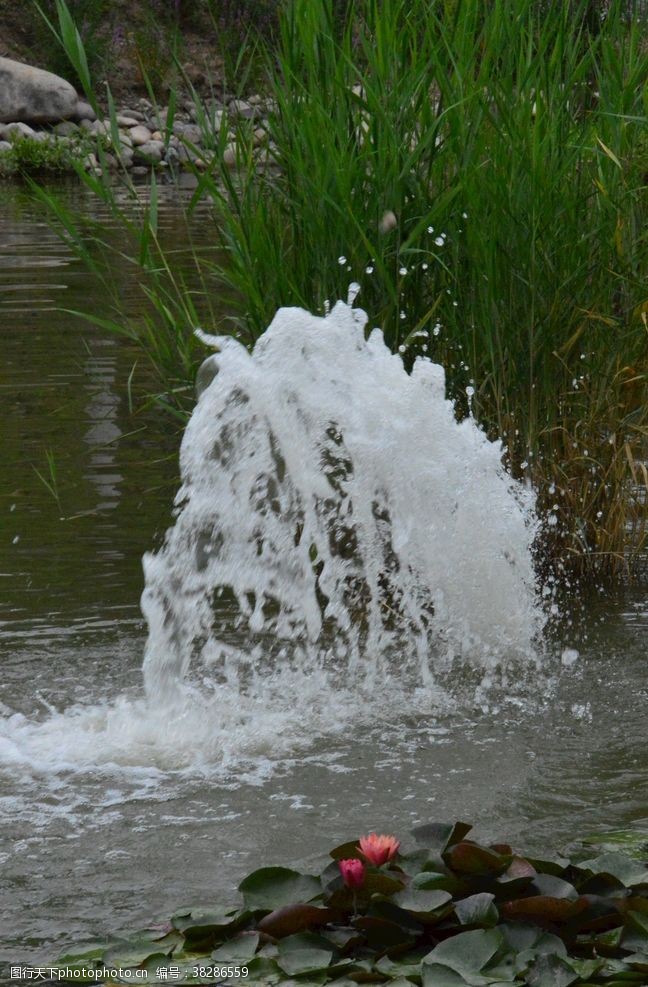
42 0 648 579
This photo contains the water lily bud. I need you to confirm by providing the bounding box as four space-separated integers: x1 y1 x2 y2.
338 858 365 888
358 832 400 867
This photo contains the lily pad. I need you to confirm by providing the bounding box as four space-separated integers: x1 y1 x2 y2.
277 932 335 975
455 893 499 927
446 842 512 877
239 866 322 911
258 903 336 939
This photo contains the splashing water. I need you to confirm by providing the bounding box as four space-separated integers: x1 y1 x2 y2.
141 299 542 708
0 298 544 777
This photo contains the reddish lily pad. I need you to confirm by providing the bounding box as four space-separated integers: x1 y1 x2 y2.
501 895 587 924
258 904 337 939
446 841 512 877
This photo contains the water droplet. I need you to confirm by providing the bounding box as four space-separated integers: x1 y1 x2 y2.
338 255 347 265
399 266 408 276
434 236 445 247
365 265 374 274
422 263 429 270
427 225 434 233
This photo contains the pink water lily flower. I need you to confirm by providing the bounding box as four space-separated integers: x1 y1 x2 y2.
358 832 400 867
338 858 366 888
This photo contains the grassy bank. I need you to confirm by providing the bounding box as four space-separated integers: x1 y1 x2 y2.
38 0 647 579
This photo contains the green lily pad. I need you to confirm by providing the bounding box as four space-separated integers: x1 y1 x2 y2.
455 893 499 927
239 866 322 911
524 952 580 987
622 910 648 951
211 932 260 961
277 932 335 975
104 940 171 968
392 888 453 918
422 928 506 984
580 853 648 888
530 875 579 900
411 821 473 851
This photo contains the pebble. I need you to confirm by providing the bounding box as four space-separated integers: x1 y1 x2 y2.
129 124 153 146
0 96 274 178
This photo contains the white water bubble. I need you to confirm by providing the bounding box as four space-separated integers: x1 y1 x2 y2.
561 648 579 667
338 255 347 265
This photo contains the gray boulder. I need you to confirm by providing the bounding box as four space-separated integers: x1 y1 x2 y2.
0 57 78 124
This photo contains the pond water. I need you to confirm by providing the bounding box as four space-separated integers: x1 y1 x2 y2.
0 181 646 969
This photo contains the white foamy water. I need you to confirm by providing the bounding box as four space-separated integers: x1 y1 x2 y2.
1 298 543 777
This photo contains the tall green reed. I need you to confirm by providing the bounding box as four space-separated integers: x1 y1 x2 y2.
38 0 648 577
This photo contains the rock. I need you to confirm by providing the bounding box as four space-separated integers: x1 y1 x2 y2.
253 126 267 146
79 118 95 132
173 121 202 144
74 100 96 122
133 140 164 163
131 165 149 176
129 124 152 146
1 121 36 140
117 115 139 127
228 99 258 121
0 57 78 124
165 145 181 167
119 108 146 122
83 152 98 170
151 130 163 142
0 140 12 153
223 143 237 167
53 120 79 137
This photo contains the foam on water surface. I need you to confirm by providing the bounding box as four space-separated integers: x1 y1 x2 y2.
1 299 544 777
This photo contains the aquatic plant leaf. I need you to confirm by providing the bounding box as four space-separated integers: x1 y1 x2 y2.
330 840 364 861
353 915 416 949
446 842 512 876
524 951 579 987
172 907 243 933
104 940 172 968
412 871 464 894
277 932 335 975
498 923 566 955
391 888 452 917
577 831 648 860
258 904 337 939
422 928 505 982
211 932 260 961
412 822 472 851
239 867 322 911
374 950 428 978
580 853 648 888
530 875 579 900
455 892 499 927
622 910 648 951
500 895 587 924
241 955 284 983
